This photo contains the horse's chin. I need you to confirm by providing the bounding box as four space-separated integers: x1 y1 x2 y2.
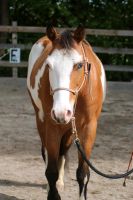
63 119 71 125
51 117 71 125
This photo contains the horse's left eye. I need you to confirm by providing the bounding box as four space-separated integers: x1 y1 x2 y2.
77 63 83 69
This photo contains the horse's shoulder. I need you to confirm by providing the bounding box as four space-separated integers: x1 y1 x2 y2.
27 36 52 121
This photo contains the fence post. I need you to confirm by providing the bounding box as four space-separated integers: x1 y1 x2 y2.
12 21 18 78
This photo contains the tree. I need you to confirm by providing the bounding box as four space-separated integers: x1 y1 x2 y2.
0 0 9 55
0 0 9 25
1 0 132 79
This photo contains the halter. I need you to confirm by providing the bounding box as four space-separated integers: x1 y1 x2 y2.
50 43 90 97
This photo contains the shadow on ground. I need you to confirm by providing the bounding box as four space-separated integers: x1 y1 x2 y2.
0 193 24 200
0 179 46 189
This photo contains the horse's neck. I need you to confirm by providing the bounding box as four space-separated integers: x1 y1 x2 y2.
83 39 91 48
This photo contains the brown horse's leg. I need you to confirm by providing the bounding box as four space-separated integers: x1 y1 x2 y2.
41 145 45 162
46 160 61 200
77 163 90 200
45 134 61 200
59 129 73 156
32 103 61 199
77 119 97 200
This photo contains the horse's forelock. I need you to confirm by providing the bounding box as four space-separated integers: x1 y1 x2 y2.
56 30 74 50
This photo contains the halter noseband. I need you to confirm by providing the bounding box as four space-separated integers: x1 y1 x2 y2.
50 43 90 96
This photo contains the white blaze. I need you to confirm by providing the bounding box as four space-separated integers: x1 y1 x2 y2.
47 48 82 114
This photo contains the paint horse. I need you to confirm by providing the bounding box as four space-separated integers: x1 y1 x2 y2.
27 26 106 200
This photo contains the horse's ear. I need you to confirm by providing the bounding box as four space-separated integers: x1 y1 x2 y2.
46 25 58 42
73 25 85 43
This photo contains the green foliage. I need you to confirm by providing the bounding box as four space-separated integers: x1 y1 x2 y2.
106 71 133 81
0 67 12 77
5 0 133 80
9 0 133 29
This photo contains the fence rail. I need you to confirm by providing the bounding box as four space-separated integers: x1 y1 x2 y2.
0 24 133 77
0 25 133 36
0 43 133 55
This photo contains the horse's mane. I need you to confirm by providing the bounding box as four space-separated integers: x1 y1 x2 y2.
58 30 74 49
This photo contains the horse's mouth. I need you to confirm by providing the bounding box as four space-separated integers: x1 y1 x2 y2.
52 117 71 125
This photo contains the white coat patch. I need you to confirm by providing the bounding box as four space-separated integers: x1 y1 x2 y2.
56 156 66 192
100 63 106 102
91 50 106 102
27 42 46 121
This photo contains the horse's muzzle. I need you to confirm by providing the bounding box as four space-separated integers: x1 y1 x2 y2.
51 109 72 124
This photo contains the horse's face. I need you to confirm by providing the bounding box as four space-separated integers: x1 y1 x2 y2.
46 26 85 124
47 48 83 124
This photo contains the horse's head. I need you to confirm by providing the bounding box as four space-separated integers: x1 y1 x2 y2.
46 25 87 124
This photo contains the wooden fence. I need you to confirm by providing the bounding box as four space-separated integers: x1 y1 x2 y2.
0 22 133 78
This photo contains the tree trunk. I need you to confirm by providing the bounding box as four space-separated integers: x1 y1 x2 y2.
0 0 9 25
0 0 9 55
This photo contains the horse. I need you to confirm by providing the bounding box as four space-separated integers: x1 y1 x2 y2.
27 25 106 200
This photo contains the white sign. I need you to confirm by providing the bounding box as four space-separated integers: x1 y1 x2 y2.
9 48 21 63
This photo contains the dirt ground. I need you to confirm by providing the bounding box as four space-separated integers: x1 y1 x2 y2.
0 78 132 200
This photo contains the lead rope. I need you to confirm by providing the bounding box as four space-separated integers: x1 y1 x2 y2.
74 137 133 180
71 87 79 140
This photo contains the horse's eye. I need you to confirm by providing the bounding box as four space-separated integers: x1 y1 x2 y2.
77 63 83 69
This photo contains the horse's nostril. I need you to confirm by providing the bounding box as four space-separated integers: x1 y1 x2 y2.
66 110 72 117
51 109 72 124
